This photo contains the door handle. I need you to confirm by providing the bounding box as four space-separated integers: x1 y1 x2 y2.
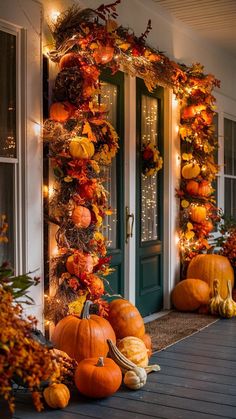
126 206 134 243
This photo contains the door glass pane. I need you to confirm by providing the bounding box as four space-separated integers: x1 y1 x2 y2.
0 163 15 265
0 30 16 158
224 118 236 176
100 82 118 249
224 178 236 220
141 95 158 242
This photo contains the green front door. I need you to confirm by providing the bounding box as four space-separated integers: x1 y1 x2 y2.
136 78 164 316
100 70 124 296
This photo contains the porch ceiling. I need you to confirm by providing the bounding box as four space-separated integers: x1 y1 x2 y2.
151 0 236 57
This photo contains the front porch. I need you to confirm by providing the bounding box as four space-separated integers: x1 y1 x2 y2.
13 317 236 419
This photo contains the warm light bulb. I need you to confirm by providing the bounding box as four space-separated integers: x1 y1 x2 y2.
33 122 41 136
50 10 60 23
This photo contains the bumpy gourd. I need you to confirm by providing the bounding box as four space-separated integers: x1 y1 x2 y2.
123 367 147 390
209 279 223 315
219 280 236 318
117 336 149 368
107 339 160 375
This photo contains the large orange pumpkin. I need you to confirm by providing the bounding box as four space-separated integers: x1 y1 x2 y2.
172 278 210 311
108 299 145 339
71 205 91 228
74 356 122 398
187 254 234 299
52 301 116 362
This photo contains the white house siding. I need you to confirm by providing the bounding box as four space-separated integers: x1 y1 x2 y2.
0 0 43 327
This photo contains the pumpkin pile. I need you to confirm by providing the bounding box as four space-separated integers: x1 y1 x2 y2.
171 253 236 318
46 297 160 404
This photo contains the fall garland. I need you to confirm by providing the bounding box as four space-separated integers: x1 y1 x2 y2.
44 1 220 323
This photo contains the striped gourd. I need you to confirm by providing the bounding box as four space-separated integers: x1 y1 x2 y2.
117 336 148 368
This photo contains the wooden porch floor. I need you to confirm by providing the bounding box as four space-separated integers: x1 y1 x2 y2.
13 318 236 419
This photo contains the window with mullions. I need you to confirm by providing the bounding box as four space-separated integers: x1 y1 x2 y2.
224 118 236 220
0 29 17 267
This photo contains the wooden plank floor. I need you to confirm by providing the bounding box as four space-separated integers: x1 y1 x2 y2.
12 318 236 419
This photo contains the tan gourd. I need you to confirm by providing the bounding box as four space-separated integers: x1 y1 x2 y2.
123 367 147 390
117 336 149 368
209 279 223 315
107 339 160 375
219 280 236 318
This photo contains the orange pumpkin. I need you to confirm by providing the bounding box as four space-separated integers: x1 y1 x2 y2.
141 333 152 358
172 278 210 311
108 299 145 339
201 220 214 234
186 180 199 195
198 180 212 197
181 104 206 120
87 274 105 298
50 101 74 122
117 336 149 367
93 46 114 64
187 254 235 299
71 205 91 228
59 52 81 70
182 163 201 179
66 252 93 276
52 301 116 362
190 205 207 223
74 356 122 398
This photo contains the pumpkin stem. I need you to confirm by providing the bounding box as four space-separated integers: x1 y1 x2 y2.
96 357 104 367
82 300 93 319
227 280 232 298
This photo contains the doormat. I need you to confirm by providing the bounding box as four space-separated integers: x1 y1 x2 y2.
145 310 219 352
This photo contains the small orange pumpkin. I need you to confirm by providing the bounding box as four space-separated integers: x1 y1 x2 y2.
182 163 201 179
52 301 116 362
108 299 145 339
198 180 212 197
74 356 122 398
117 336 149 367
172 278 210 311
186 180 199 195
190 205 207 223
43 383 70 409
181 104 206 120
50 101 74 122
59 52 81 70
87 274 105 298
66 251 94 276
71 205 91 228
93 46 114 64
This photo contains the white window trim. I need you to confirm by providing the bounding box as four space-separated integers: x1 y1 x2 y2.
0 21 24 275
